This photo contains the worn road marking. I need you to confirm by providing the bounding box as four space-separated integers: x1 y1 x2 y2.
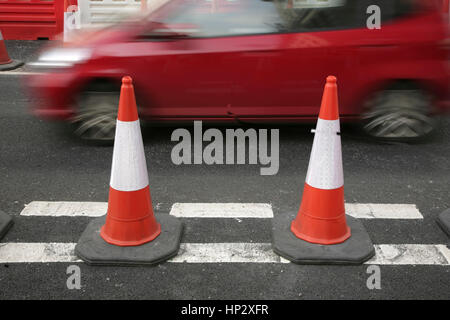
367 244 450 265
172 243 290 263
20 201 107 217
0 70 41 76
0 243 79 263
345 204 422 219
1 243 447 265
170 203 273 218
20 201 423 219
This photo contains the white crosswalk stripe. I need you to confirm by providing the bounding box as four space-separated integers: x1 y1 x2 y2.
20 201 423 219
170 203 273 218
0 71 41 76
0 243 449 265
20 201 107 217
8 201 446 266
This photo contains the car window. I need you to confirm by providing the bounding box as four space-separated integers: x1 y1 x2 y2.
353 0 416 28
278 0 416 32
275 0 356 32
160 0 283 37
148 0 416 38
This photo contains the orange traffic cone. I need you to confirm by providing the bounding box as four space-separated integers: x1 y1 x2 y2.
0 30 23 71
0 210 13 241
272 76 374 264
291 76 350 245
75 76 182 266
100 76 161 246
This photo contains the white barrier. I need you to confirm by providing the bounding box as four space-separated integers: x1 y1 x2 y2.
78 0 168 27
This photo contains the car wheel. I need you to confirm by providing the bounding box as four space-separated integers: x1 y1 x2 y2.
362 87 436 141
71 91 119 144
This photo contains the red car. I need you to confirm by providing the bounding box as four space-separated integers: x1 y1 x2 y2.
27 0 449 142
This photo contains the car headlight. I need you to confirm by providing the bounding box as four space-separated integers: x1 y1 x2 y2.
28 48 92 69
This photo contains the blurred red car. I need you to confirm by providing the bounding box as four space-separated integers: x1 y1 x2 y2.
27 0 449 142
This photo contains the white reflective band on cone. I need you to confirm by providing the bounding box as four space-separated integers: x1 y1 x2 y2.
110 120 149 191
305 118 343 189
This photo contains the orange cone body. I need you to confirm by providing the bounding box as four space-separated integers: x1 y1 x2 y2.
291 76 351 245
100 76 161 246
0 31 12 65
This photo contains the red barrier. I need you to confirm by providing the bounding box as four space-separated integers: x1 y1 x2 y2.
0 0 64 40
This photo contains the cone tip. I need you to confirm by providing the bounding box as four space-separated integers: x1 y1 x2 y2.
118 75 139 122
122 76 133 85
318 75 339 121
326 75 337 84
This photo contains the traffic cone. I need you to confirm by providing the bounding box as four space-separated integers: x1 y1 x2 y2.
291 76 350 245
75 76 182 266
0 210 13 241
0 30 23 71
272 76 375 264
437 209 450 237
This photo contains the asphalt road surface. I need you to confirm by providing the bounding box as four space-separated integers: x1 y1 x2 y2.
0 41 449 300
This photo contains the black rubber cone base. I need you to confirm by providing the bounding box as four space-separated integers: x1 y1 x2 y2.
272 212 375 265
75 213 183 266
437 209 450 237
0 60 24 71
0 210 13 241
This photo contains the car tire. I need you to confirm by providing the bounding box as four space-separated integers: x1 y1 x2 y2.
362 86 437 141
71 90 120 144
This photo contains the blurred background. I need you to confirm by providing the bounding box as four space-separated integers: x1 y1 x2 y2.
0 0 448 143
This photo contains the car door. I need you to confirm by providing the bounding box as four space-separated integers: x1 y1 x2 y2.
131 0 264 120
229 0 361 119
136 37 239 119
133 0 308 120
